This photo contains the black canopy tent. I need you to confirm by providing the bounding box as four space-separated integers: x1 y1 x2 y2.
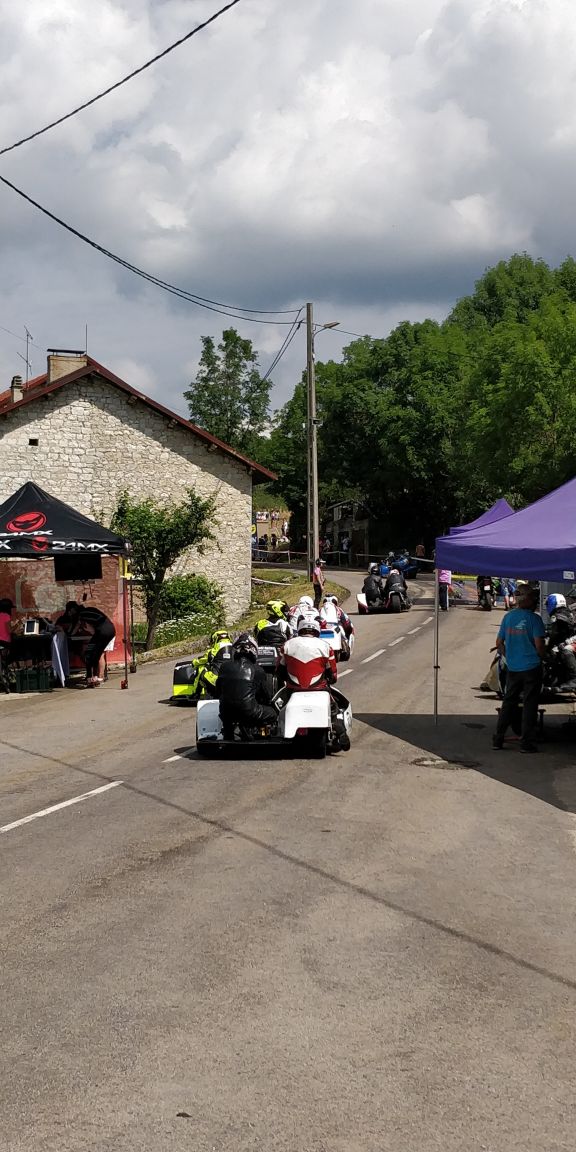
0 481 126 556
0 482 130 687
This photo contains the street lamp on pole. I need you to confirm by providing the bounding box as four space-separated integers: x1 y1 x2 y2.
306 304 339 578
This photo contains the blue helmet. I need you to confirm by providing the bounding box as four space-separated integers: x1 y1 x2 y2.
545 593 566 615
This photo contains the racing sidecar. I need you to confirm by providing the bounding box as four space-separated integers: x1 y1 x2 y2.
195 687 352 758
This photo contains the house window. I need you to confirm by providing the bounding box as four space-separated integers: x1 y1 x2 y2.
29 437 39 446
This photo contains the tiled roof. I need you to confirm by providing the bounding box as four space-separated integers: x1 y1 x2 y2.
0 356 276 481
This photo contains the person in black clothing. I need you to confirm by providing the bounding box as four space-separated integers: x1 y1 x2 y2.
545 594 576 689
216 632 277 737
62 601 116 686
383 567 408 599
363 564 384 608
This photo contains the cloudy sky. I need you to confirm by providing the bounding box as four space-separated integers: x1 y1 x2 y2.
0 0 574 416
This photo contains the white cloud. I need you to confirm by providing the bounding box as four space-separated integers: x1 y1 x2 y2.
0 0 575 414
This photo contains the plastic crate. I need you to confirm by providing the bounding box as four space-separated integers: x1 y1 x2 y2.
14 668 53 693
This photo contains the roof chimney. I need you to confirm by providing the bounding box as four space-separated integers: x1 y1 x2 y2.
47 349 88 384
10 375 24 403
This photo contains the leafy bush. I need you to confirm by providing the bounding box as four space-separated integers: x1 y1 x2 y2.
131 575 225 651
157 574 224 624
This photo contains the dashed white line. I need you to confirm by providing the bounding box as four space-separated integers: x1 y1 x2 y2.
423 616 434 624
389 637 405 646
0 781 123 836
407 627 421 635
338 667 354 676
361 648 386 664
162 754 183 763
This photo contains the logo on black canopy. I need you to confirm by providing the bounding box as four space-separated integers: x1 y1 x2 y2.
6 511 47 532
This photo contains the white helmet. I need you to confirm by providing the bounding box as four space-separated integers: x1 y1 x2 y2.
545 593 566 614
299 595 314 609
298 614 321 637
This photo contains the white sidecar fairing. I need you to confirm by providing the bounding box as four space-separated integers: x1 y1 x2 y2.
281 690 331 738
196 698 223 741
320 625 342 653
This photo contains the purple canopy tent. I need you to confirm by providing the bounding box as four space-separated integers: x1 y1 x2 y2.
436 477 576 580
432 476 576 722
449 498 514 535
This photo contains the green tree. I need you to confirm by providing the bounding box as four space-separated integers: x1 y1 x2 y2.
184 328 271 457
267 252 576 547
464 293 576 503
111 490 216 650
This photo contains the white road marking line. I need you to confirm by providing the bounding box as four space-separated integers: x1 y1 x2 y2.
423 616 434 624
0 781 123 836
338 667 354 676
361 649 386 664
389 636 405 646
163 748 195 763
407 627 421 634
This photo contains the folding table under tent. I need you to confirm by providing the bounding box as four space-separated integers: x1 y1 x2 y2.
449 497 515 535
0 481 130 687
432 476 576 722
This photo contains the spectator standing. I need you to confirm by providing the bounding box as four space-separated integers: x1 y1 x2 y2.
438 568 452 611
340 534 351 565
62 600 116 687
0 597 15 652
493 585 545 754
312 558 326 609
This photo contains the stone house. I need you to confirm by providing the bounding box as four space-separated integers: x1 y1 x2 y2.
0 351 274 622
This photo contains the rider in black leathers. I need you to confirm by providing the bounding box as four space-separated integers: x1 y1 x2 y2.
363 564 384 607
216 633 277 737
382 567 408 601
546 595 576 689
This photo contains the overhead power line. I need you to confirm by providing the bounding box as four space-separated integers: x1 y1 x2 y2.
0 322 39 347
326 327 374 339
262 311 304 381
0 0 245 158
0 172 301 324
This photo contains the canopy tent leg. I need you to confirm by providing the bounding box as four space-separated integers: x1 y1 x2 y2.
121 577 129 689
433 568 440 726
129 578 137 674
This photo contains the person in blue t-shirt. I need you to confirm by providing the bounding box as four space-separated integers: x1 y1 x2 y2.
493 584 545 753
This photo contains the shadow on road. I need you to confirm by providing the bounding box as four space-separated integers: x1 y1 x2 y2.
4 734 576 993
355 711 576 815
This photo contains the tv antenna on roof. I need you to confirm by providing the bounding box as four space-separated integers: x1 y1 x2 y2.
16 326 33 382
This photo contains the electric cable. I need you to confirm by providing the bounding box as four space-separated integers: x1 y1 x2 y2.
0 0 245 158
262 311 304 381
325 327 373 339
0 172 301 324
0 323 39 346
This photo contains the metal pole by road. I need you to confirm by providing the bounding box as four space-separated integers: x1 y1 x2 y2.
433 567 440 725
306 302 319 580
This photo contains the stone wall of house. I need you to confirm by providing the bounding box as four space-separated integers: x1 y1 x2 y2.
0 374 253 622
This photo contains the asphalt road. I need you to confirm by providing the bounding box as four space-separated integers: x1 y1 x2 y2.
2 578 576 1151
